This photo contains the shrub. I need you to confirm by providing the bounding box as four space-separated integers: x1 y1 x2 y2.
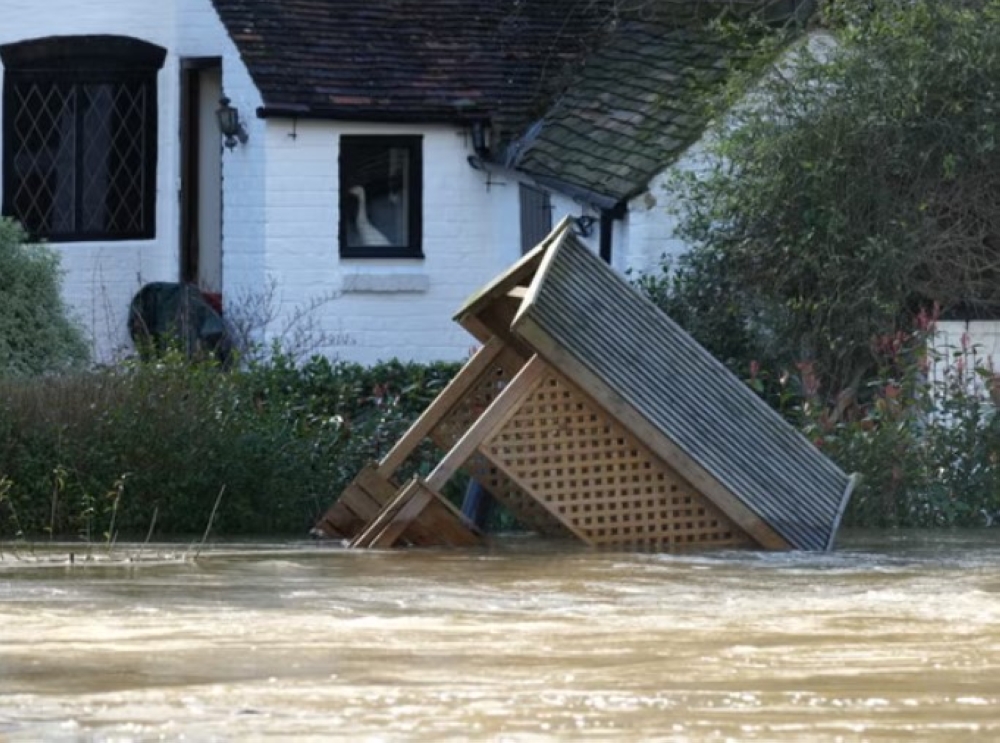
664 0 1000 400
795 314 1000 528
0 218 89 376
0 351 461 539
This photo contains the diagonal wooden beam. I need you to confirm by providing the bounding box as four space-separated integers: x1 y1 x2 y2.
363 479 435 549
350 484 415 548
425 354 548 492
377 335 508 477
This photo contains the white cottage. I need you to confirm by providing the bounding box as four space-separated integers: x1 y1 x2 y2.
1 0 782 366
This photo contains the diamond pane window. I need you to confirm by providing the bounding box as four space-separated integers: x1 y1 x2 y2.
1 36 165 242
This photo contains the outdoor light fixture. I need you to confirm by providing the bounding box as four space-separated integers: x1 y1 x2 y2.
573 214 597 238
216 96 249 149
470 119 490 157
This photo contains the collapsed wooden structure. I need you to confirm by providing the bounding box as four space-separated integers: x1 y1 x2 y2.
314 221 856 551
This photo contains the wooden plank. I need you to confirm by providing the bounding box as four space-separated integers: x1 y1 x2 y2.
460 303 535 361
512 315 792 551
376 336 506 477
350 486 413 548
458 313 495 346
366 479 434 549
405 500 477 547
312 482 380 538
312 462 397 539
827 473 859 550
422 502 482 546
339 482 385 519
366 479 482 549
425 354 549 492
511 224 567 330
355 462 399 504
453 217 571 327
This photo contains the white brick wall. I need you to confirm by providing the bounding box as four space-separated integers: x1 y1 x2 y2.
0 0 244 361
0 2 699 367
256 121 524 365
933 320 1000 401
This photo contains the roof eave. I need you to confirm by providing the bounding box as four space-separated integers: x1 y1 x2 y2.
256 104 491 126
520 172 623 212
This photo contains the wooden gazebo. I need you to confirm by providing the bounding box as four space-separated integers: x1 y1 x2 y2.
313 221 856 551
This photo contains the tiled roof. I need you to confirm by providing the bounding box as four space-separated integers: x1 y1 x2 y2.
510 19 742 206
210 0 610 136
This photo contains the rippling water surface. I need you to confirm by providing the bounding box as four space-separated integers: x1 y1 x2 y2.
1 531 999 741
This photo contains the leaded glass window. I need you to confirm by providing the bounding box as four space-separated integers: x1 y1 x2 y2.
1 36 165 241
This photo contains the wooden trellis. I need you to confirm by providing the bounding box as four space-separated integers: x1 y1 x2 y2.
314 220 856 551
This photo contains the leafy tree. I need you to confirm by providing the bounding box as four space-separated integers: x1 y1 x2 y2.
0 219 89 376
661 0 1000 403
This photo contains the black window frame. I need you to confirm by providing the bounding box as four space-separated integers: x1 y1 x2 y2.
339 134 423 259
1 35 165 242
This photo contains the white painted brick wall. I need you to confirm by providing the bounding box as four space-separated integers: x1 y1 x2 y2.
934 320 1000 399
0 0 247 361
259 121 525 365
621 141 709 279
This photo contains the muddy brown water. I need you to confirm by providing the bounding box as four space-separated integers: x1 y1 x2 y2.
1 531 999 741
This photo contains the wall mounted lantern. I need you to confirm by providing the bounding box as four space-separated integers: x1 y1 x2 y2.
573 215 597 238
470 119 491 157
216 96 249 150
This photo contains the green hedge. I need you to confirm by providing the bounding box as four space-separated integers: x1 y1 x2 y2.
0 352 460 539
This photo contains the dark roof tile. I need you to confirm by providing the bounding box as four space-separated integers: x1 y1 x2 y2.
512 20 747 203
211 0 610 137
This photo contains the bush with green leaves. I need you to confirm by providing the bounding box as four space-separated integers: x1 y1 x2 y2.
795 315 1000 528
0 218 89 376
0 351 461 539
660 0 1000 402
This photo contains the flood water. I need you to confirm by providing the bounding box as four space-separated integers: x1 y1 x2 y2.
1 532 999 741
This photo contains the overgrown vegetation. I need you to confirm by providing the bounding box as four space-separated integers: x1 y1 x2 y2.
0 351 460 540
0 218 89 376
638 0 1000 527
664 0 1000 398
797 316 1000 528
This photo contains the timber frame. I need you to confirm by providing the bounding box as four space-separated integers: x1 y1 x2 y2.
314 219 856 551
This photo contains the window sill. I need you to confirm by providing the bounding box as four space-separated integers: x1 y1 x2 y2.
340 247 424 260
341 272 430 294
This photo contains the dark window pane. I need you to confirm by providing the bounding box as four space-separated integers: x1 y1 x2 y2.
342 143 411 249
2 36 163 241
339 135 422 258
81 82 148 234
8 81 77 235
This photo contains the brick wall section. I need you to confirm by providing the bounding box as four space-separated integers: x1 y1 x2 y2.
0 1 695 367
0 0 252 361
258 121 523 365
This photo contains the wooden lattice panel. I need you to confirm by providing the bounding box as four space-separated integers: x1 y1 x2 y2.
481 370 752 549
429 348 571 538
433 347 526 443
